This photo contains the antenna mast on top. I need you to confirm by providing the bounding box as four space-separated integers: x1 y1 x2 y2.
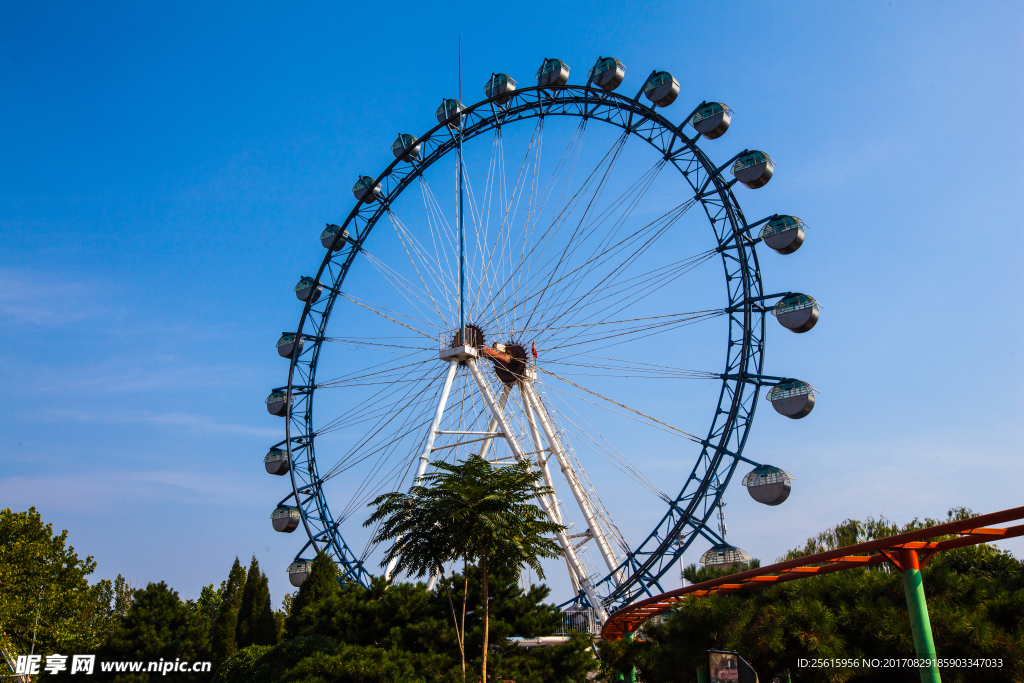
457 36 466 339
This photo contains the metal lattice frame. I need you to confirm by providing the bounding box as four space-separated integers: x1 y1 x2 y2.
278 83 775 610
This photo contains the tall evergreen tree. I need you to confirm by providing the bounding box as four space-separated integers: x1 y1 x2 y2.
284 552 339 638
210 557 246 664
236 556 277 648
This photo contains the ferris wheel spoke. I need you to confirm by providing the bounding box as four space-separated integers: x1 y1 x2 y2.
533 369 701 443
315 368 442 442
543 312 724 355
360 250 451 330
332 409 437 526
512 121 592 314
317 368 443 482
542 353 719 380
385 210 456 326
534 311 722 359
418 178 460 294
535 240 715 334
479 125 624 332
323 337 436 355
530 196 700 334
479 185 695 337
317 358 436 390
461 131 505 313
478 120 546 332
338 292 440 341
521 155 664 330
515 132 632 332
540 393 669 507
509 253 715 349
480 118 586 335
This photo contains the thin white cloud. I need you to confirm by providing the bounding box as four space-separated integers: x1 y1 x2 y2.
0 469 258 513
27 357 257 394
41 408 280 437
0 268 117 327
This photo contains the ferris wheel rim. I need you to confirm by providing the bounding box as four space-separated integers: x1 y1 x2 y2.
279 81 767 609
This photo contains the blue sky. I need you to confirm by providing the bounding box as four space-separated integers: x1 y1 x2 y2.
2 1 1022 607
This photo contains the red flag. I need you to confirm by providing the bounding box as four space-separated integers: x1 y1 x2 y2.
531 342 537 359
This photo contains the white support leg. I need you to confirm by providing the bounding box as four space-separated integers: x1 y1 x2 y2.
466 358 607 622
476 383 511 461
385 359 459 582
519 387 578 594
522 380 624 585
518 389 563 523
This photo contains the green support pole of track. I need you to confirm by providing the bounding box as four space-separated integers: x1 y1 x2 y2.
696 666 710 683
899 549 941 683
615 626 636 683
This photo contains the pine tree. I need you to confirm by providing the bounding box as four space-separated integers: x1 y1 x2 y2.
284 552 339 638
98 581 209 671
236 556 277 648
210 557 246 664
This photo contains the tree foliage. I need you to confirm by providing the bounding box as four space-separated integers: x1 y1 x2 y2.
209 557 246 665
599 510 1024 683
0 507 130 657
96 581 211 682
220 565 595 683
236 556 277 649
365 455 565 683
285 553 340 639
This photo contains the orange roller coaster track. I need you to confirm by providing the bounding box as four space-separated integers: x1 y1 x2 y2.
602 505 1024 642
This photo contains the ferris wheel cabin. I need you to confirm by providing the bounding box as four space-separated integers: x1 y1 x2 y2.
264 447 290 476
742 465 794 506
768 380 815 419
276 333 303 359
690 102 732 139
588 57 626 91
536 58 570 87
351 176 381 203
435 99 465 127
266 390 290 417
320 223 350 251
294 276 323 303
772 294 820 333
391 133 420 161
287 559 313 587
483 73 517 104
700 544 753 570
271 506 301 533
731 151 774 189
643 71 680 107
760 215 805 254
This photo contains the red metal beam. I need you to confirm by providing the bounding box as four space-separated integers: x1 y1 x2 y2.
601 507 1024 640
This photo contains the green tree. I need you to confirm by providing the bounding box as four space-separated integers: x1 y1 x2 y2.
236 556 277 649
210 557 246 665
284 553 339 638
212 635 337 683
96 581 210 682
365 455 564 683
250 568 595 683
0 507 130 656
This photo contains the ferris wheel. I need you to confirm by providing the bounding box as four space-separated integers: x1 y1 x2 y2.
264 55 820 621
